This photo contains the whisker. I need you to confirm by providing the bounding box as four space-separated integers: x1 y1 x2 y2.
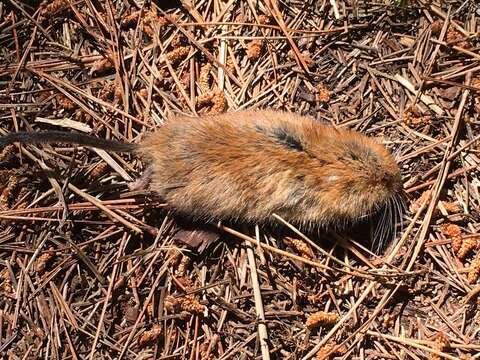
372 199 388 253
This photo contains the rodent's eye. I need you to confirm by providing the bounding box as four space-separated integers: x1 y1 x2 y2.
347 151 359 161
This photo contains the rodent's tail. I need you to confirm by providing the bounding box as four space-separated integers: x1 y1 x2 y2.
0 131 138 153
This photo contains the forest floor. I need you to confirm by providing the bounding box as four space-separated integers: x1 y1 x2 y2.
1 0 480 359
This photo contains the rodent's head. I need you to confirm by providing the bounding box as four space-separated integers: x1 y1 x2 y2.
304 129 406 252
332 136 403 208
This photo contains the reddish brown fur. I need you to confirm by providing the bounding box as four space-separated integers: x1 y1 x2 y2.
0 110 404 251
138 110 404 229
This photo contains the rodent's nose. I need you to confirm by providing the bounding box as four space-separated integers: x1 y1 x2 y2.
380 171 399 188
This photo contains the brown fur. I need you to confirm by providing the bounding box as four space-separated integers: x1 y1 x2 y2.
137 110 404 229
1 110 405 250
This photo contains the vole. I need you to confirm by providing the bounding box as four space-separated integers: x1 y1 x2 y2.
0 110 406 253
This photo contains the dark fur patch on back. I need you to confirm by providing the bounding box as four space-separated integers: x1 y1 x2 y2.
271 128 304 151
255 125 304 152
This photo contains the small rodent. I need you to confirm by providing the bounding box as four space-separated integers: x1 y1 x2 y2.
0 110 405 252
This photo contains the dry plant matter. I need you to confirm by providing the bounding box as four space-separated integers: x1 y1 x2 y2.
1 0 480 359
